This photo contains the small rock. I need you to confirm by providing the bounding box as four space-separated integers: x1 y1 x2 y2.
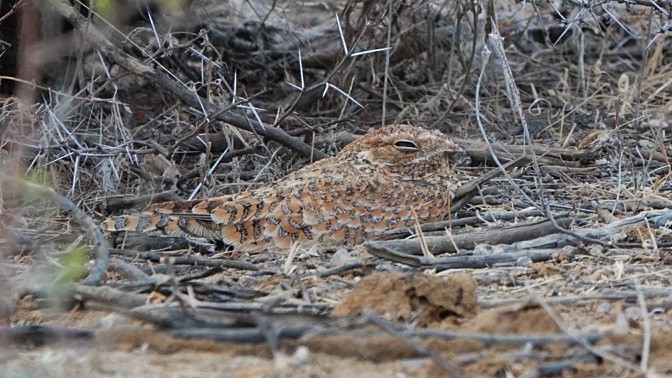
596 301 611 315
330 248 354 267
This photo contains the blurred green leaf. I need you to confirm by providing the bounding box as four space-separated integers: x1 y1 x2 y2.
91 0 117 20
46 240 91 302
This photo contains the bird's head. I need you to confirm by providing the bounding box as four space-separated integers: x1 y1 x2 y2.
340 124 463 178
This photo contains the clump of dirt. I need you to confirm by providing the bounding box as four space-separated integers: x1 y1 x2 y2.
464 304 562 335
332 272 478 328
609 332 672 372
10 295 43 325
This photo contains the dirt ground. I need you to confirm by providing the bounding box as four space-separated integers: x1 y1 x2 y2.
5 266 672 377
2 0 672 377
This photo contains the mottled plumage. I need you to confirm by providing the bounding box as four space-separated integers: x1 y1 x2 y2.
103 124 462 252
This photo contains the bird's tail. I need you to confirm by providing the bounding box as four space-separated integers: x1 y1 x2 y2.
102 206 223 242
102 213 163 233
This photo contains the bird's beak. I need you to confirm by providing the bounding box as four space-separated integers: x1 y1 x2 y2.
446 148 470 167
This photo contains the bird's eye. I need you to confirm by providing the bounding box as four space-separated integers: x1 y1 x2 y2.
393 140 419 151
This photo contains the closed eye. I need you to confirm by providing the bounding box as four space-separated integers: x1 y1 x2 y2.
394 140 419 151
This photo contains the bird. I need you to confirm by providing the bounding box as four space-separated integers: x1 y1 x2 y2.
103 124 463 252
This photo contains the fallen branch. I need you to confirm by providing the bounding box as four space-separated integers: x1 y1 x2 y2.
109 257 152 281
367 246 580 270
547 209 672 248
0 325 94 346
317 261 366 278
75 285 148 309
105 191 181 212
479 288 672 309
109 235 215 253
365 216 573 257
383 209 548 239
168 326 312 343
454 138 595 168
409 328 604 346
110 249 260 272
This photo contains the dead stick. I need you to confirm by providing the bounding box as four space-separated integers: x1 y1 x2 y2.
365 215 573 256
76 285 148 309
105 191 181 211
383 209 548 238
479 288 672 309
365 247 579 270
0 325 94 346
409 329 604 346
429 248 579 271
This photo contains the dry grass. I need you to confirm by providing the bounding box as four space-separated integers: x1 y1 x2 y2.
1 0 672 376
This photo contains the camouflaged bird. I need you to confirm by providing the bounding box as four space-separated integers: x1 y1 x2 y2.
103 124 462 252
